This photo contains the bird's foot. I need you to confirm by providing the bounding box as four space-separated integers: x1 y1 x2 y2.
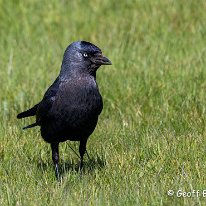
55 164 61 182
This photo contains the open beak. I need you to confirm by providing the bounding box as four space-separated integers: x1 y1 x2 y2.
93 54 112 65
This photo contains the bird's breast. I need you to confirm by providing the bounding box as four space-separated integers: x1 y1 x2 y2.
40 77 103 142
52 81 103 120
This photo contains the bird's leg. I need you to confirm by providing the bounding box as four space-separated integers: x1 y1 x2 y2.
79 139 87 170
86 150 91 161
51 142 60 181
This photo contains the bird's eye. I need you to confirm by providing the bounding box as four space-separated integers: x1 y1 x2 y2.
83 53 88 57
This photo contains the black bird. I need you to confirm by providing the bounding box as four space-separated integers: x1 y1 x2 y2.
17 41 112 180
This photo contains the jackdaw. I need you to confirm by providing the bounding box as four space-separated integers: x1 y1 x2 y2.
17 41 112 180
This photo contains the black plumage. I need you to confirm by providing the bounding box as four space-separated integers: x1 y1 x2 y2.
17 41 112 180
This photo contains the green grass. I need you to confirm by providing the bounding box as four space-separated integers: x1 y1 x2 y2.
1 0 206 205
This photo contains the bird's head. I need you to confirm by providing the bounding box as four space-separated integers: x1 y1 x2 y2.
60 41 112 77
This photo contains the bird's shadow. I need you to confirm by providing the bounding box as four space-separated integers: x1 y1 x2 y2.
37 154 106 178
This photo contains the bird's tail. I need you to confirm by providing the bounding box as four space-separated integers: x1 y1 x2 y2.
17 104 39 119
23 123 38 130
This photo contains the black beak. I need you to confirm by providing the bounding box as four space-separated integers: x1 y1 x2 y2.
93 54 112 65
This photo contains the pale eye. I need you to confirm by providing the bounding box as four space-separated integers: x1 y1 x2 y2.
83 53 88 57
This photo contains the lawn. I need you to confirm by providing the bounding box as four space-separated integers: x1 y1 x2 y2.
1 0 206 205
